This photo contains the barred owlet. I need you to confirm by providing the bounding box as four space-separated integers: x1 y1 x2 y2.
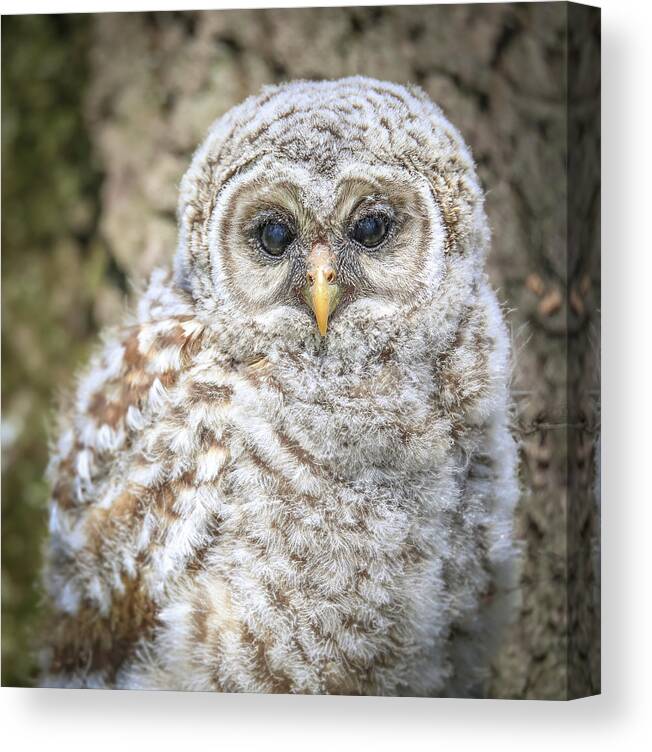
41 77 519 696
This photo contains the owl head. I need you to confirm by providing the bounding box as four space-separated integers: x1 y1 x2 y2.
174 77 489 362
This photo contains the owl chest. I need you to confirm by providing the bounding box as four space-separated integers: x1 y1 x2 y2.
207 456 448 693
167 360 452 580
152 369 461 693
215 356 443 478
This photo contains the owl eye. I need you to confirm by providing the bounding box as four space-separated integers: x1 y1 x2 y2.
259 220 294 257
350 214 390 249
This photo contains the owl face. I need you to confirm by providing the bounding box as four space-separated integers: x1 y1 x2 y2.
175 77 487 358
208 156 446 335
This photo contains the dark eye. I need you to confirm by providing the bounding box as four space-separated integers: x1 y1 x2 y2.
259 220 294 257
350 214 390 248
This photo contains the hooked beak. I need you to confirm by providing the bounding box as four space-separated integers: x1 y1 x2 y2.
302 243 342 336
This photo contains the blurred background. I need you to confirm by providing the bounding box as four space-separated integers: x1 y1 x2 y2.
1 3 600 697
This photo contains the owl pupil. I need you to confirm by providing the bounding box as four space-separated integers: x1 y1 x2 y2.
351 215 388 248
260 221 293 256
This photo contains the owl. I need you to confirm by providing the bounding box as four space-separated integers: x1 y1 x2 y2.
40 77 519 697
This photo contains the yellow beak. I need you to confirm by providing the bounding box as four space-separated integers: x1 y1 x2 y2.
303 243 341 336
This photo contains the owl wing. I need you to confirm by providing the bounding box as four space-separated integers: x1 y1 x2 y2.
41 276 206 687
433 284 520 694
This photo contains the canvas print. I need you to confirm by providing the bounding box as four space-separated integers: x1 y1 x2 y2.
1 2 601 699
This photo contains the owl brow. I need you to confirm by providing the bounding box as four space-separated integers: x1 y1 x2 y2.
336 177 379 200
349 194 394 216
238 205 295 234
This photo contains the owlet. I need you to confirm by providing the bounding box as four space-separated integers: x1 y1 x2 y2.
41 77 519 697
